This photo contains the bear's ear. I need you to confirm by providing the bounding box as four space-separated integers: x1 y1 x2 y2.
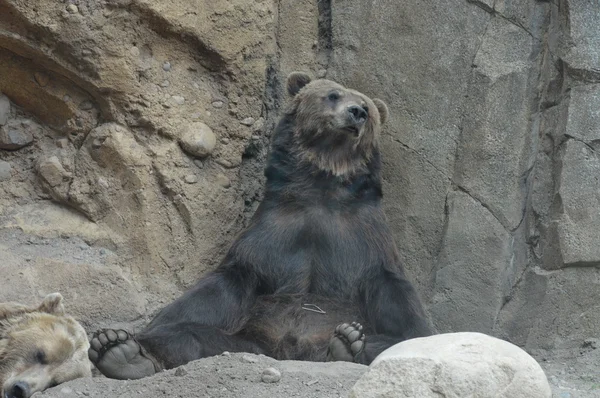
38 293 65 316
287 72 312 96
373 99 389 125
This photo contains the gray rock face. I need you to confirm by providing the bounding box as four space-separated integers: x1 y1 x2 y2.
0 118 39 150
562 3 600 79
557 141 600 267
350 333 551 398
0 93 9 125
0 159 11 181
430 191 512 334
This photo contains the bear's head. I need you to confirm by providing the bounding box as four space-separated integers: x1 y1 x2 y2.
0 293 92 398
285 72 389 177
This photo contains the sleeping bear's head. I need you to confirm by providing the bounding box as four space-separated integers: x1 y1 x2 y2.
285 72 389 177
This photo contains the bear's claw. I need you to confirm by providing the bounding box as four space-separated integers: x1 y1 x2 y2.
89 329 158 380
326 321 366 363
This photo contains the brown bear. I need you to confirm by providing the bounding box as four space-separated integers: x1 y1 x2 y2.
0 293 92 398
88 72 431 380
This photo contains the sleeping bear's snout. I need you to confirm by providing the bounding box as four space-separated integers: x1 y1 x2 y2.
4 381 30 398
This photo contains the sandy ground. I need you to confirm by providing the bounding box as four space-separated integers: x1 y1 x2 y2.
541 351 600 398
34 351 600 398
36 353 367 398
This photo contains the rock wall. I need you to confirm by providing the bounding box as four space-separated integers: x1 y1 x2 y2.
0 0 598 360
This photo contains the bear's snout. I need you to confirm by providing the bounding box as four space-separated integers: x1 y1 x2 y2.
5 381 30 398
347 105 368 126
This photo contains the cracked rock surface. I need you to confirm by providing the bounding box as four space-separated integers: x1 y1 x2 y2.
1 0 599 396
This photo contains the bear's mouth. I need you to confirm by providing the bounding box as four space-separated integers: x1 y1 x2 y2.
343 125 361 136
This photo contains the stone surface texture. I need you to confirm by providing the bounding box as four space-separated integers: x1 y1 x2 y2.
0 0 599 396
350 332 552 398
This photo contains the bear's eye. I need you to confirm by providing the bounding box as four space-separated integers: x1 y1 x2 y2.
327 92 340 101
35 349 47 364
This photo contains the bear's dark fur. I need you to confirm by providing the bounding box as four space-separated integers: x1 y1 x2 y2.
92 72 431 375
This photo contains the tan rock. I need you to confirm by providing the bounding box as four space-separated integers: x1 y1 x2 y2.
179 122 217 158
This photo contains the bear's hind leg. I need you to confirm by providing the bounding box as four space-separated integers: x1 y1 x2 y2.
138 322 266 369
89 324 266 380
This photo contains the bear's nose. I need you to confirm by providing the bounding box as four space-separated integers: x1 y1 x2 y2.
6 381 30 398
347 105 368 123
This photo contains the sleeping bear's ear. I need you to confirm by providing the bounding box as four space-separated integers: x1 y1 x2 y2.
373 98 389 125
38 293 65 316
287 72 312 96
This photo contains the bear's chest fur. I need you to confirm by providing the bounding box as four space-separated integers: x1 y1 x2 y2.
230 198 395 299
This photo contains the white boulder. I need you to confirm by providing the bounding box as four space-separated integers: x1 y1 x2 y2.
350 332 551 398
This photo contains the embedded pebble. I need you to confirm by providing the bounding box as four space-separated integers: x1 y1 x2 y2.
160 80 170 88
34 72 50 87
0 93 10 125
241 355 258 364
261 367 282 383
240 117 255 126
220 137 230 145
0 118 39 150
66 4 78 14
212 101 224 108
37 156 70 187
56 138 69 148
193 159 204 169
221 351 231 357
172 95 185 105
216 159 233 168
178 122 216 158
184 174 197 184
0 160 12 181
129 46 140 57
79 100 94 110
174 367 188 377
216 173 231 188
97 177 109 189
162 62 171 71
317 69 327 78
60 387 73 394
253 117 265 132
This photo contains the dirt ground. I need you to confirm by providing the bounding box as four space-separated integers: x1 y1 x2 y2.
36 353 367 398
541 351 600 398
32 351 600 398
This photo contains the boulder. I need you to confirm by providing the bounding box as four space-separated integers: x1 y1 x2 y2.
350 332 552 398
